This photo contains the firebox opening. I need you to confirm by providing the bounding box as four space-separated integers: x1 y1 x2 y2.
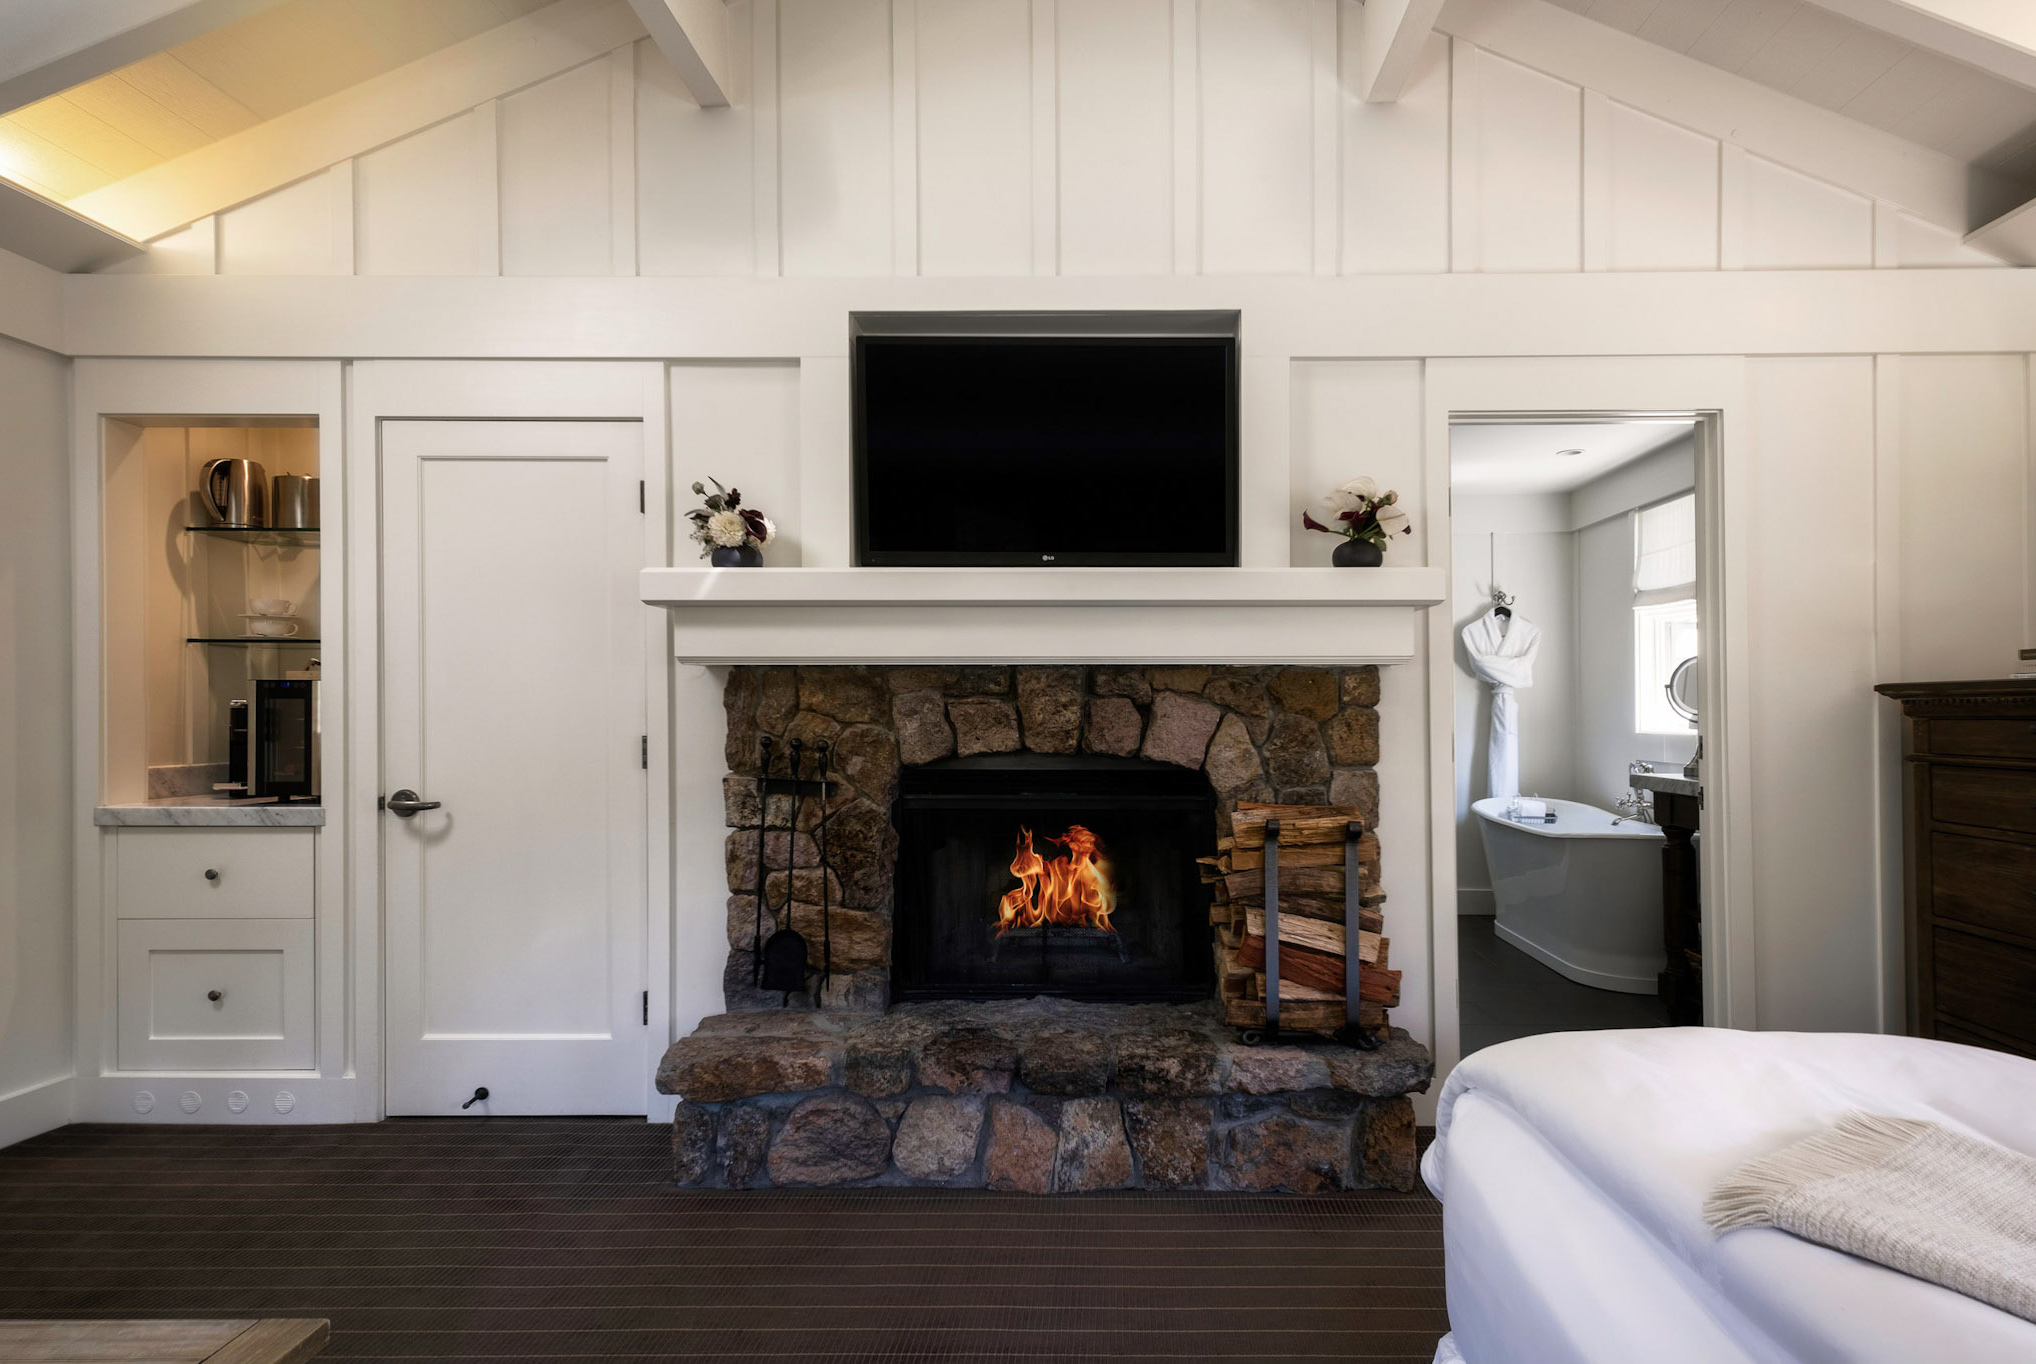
892 755 1218 1003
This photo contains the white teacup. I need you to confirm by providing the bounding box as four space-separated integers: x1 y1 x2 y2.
248 597 294 616
247 618 299 638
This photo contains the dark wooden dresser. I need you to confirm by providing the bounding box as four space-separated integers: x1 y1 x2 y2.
1876 679 2036 1058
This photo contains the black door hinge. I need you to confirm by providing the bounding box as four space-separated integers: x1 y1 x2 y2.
642 990 650 1025
641 734 648 769
639 480 645 513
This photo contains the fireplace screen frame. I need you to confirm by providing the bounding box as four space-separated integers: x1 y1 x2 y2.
890 754 1218 1004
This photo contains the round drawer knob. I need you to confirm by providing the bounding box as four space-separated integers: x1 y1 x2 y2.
203 868 220 882
207 990 223 1003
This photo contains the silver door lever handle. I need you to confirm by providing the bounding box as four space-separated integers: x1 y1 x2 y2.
386 789 442 817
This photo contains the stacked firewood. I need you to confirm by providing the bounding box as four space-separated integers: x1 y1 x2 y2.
1202 801 1400 1035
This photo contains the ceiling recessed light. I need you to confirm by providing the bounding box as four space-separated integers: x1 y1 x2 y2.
1555 448 1584 457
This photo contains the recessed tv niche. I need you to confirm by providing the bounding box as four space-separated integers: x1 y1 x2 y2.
851 311 1240 567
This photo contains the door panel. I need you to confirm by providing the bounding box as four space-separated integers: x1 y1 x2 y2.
382 420 647 1115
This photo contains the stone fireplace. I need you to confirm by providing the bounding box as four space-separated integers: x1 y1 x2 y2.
661 662 1430 1192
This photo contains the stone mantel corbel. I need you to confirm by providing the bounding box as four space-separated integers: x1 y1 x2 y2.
639 566 1447 666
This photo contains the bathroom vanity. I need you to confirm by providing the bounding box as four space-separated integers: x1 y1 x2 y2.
1629 768 1702 1026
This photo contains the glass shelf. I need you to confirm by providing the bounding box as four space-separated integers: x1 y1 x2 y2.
187 637 321 646
184 525 320 547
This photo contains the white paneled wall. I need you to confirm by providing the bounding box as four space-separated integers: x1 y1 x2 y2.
354 113 487 277
1745 357 1881 1032
127 0 2012 280
1057 0 1175 275
668 361 803 563
1453 45 1582 272
499 59 616 276
1888 355 2031 681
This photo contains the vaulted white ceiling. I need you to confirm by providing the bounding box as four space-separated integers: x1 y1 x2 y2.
0 0 551 202
1545 0 2036 186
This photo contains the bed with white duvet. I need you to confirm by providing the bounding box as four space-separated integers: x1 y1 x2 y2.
1422 1028 2036 1364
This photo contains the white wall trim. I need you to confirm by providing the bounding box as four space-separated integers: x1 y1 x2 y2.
0 244 65 353
752 0 782 278
0 1075 73 1150
1171 0 1199 275
610 44 639 277
891 0 919 278
54 270 2036 362
1030 0 1058 278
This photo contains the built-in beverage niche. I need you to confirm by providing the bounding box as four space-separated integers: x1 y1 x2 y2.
100 416 322 809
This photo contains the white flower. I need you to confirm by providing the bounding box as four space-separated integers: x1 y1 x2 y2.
1376 505 1411 538
707 509 751 547
1313 487 1366 528
756 514 776 545
1338 475 1380 503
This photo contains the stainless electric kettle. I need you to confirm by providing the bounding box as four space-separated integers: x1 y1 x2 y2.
198 458 268 528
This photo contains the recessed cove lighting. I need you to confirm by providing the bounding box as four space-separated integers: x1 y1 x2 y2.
1556 448 1584 457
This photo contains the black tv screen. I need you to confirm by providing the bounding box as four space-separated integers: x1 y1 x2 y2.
854 332 1238 566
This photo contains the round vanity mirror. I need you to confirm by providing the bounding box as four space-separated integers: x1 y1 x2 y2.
1666 655 1700 727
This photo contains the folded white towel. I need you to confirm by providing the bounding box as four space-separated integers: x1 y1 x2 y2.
1510 799 1548 819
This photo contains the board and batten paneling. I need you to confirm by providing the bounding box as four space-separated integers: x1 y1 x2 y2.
1199 0 1317 275
1892 354 2030 681
1453 45 1582 273
1340 25 1449 275
669 361 803 565
217 171 342 276
1731 150 1874 270
354 113 485 277
1745 355 1881 1032
1288 359 1427 567
1587 96 1719 271
636 33 755 277
499 59 614 277
778 0 893 277
914 0 1035 277
1056 0 1174 276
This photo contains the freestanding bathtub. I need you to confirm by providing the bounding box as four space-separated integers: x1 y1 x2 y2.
1470 796 1667 994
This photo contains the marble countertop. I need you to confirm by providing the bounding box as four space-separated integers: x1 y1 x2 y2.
95 797 324 827
1629 770 1701 799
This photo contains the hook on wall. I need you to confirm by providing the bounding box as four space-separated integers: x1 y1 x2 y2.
1491 588 1515 619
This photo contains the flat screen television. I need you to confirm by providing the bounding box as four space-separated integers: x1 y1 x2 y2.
853 315 1238 566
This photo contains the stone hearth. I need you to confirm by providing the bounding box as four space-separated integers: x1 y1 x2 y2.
658 998 1430 1192
670 662 1430 1192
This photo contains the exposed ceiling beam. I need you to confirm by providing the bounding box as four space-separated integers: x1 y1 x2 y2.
0 0 287 116
1359 0 1446 102
0 179 142 272
627 0 731 107
68 0 647 242
1809 1 2036 91
1966 192 2036 264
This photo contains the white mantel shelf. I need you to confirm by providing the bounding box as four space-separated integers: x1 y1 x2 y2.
641 566 1446 665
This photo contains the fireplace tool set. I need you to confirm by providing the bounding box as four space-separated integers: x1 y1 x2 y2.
751 736 836 1005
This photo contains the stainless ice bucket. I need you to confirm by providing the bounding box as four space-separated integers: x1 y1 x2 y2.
272 474 319 530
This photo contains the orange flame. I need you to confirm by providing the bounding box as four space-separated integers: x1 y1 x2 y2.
994 824 1118 934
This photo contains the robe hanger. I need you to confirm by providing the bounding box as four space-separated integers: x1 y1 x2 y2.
1491 589 1515 620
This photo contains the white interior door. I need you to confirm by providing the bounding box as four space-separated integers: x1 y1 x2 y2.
381 420 648 1115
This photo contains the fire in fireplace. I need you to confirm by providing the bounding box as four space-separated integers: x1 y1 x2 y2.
892 755 1216 1002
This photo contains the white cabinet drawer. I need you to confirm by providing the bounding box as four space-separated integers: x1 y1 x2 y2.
118 919 314 1071
115 828 314 919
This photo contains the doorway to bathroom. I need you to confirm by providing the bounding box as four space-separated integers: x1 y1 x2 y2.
1450 417 1704 1056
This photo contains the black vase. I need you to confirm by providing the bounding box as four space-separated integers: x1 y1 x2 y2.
710 544 763 568
1332 538 1383 568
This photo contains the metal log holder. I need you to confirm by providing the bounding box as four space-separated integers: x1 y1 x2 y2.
1243 815 1381 1050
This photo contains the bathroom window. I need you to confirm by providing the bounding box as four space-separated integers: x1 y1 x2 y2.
1634 494 1697 735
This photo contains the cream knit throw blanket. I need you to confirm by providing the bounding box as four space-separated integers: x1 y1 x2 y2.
1704 1111 2036 1323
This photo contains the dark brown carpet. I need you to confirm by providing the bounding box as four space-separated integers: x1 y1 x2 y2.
0 1120 1447 1363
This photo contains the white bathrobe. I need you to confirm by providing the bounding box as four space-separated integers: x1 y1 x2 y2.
1462 609 1540 800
